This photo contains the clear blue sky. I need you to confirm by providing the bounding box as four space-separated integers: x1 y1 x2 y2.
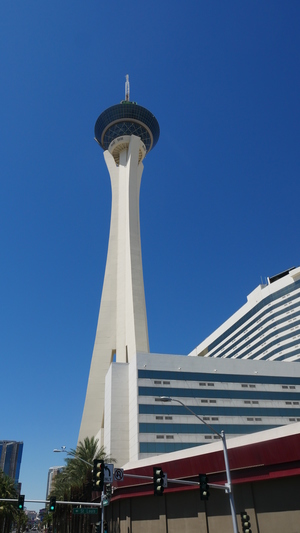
1 0 300 512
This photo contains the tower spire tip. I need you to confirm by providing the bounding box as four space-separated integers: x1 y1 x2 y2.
125 74 130 101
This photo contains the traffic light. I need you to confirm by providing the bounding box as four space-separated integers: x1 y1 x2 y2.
93 459 104 491
102 483 113 506
199 474 210 500
106 483 112 503
153 467 164 496
18 495 25 511
240 511 252 533
49 496 56 512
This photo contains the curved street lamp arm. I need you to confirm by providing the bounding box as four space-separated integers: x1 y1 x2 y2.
160 397 222 438
53 447 93 467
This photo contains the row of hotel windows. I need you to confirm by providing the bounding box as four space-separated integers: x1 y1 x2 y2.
139 442 214 453
152 435 234 440
139 402 300 417
215 317 300 360
139 424 300 453
206 280 300 355
144 425 300 448
139 386 300 401
143 416 300 444
139 421 283 454
138 369 300 386
153 415 300 422
154 415 219 421
209 301 300 359
152 380 298 389
140 423 278 434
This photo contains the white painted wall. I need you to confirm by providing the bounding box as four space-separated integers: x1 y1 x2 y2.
104 362 129 466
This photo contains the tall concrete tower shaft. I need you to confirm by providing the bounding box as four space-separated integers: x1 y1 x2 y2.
78 91 159 441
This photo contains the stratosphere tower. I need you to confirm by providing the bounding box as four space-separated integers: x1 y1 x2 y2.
78 76 160 442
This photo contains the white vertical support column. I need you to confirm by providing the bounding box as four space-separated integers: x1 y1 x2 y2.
115 148 128 362
125 135 149 359
78 135 149 442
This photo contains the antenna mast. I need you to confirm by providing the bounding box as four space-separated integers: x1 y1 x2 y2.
125 74 130 101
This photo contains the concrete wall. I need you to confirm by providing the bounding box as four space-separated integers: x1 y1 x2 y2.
106 475 300 533
104 363 129 467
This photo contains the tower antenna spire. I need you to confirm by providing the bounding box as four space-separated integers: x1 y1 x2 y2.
125 74 130 101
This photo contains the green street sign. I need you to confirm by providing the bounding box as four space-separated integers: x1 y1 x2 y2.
73 508 98 515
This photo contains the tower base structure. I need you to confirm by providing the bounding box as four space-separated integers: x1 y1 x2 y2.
78 134 149 443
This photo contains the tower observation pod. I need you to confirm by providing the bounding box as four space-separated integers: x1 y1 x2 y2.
78 77 160 442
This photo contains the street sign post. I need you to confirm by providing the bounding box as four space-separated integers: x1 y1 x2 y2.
104 463 114 483
114 468 124 481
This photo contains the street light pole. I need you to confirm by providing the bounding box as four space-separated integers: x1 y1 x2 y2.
159 397 238 533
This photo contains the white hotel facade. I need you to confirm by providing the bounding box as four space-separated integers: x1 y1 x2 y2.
78 82 300 467
189 266 300 363
104 345 300 466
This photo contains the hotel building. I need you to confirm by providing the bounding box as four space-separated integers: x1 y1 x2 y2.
79 81 300 467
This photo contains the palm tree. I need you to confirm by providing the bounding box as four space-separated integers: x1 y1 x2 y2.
66 437 115 489
0 468 18 533
50 438 115 533
52 437 115 497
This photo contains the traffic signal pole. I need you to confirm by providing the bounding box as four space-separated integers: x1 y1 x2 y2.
159 397 239 533
101 491 105 533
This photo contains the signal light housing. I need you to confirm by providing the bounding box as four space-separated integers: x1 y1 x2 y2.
49 496 56 512
199 474 210 501
240 511 252 533
18 495 25 511
93 459 104 491
153 467 164 496
106 483 112 503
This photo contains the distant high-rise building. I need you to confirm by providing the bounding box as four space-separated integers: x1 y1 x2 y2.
78 77 159 443
46 466 64 498
0 440 23 485
189 267 300 363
